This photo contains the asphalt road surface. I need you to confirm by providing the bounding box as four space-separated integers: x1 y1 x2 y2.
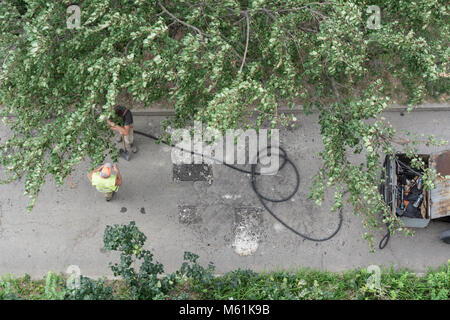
0 109 449 278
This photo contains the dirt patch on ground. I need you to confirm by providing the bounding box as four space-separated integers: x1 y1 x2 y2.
178 205 202 225
232 207 263 256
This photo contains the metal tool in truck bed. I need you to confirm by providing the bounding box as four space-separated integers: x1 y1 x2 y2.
379 149 450 247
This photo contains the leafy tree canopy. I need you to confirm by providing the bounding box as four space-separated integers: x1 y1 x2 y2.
0 0 448 247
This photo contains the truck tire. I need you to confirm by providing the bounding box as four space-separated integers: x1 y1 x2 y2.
440 230 450 244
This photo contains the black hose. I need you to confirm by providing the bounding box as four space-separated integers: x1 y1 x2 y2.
379 228 390 249
134 129 343 242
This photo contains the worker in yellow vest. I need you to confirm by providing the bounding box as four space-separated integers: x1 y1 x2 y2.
88 163 122 201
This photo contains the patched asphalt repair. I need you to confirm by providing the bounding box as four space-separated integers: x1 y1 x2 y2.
0 110 449 278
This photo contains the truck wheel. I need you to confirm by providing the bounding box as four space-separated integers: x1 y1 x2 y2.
440 230 450 244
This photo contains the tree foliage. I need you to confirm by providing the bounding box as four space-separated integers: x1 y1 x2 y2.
103 221 215 299
0 0 448 246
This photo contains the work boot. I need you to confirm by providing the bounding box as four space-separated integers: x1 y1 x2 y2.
119 149 130 161
104 191 114 201
131 144 138 153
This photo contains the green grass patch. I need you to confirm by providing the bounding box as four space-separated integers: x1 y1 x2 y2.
1 263 448 300
1 223 447 300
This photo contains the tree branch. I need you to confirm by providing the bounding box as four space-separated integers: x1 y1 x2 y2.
2 45 16 67
277 2 329 13
158 1 207 40
159 1 244 63
0 45 17 85
239 12 250 73
331 78 341 104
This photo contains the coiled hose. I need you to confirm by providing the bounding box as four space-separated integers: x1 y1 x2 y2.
134 129 343 242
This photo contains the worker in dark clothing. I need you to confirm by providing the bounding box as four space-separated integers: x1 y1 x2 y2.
107 105 138 154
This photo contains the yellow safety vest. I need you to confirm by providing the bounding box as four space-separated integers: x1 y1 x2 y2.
91 172 119 193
